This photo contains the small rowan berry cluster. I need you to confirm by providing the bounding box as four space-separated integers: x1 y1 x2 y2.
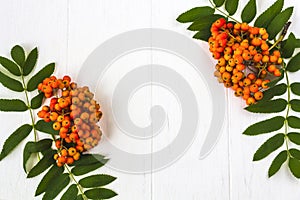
209 18 283 105
37 75 103 167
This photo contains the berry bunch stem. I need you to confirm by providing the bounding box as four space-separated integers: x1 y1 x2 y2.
20 73 40 160
65 165 88 200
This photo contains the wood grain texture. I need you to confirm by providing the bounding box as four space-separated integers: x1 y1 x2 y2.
0 0 300 199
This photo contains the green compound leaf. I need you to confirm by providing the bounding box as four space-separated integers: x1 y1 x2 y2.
243 116 285 135
71 160 108 176
253 133 285 161
35 165 64 196
84 188 118 200
286 52 300 72
290 99 300 112
61 184 78 200
30 92 44 109
23 139 53 172
27 63 55 91
287 116 300 129
213 0 225 7
0 56 21 76
0 124 32 161
261 83 287 102
268 150 287 177
35 120 59 135
241 0 256 23
79 174 117 188
281 33 297 58
0 71 24 92
288 132 300 145
289 157 300 178
42 173 70 200
11 45 25 67
0 99 28 112
290 148 300 160
27 150 55 178
225 0 239 15
193 29 212 41
23 47 38 76
291 83 300 96
267 7 293 40
176 7 215 23
254 0 284 28
245 98 287 113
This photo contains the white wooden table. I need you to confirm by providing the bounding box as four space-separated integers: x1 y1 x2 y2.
0 0 300 199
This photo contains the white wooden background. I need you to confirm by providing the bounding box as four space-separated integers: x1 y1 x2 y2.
0 0 300 199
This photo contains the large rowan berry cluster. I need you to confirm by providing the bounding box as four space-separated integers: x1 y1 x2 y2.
37 75 102 167
209 18 283 105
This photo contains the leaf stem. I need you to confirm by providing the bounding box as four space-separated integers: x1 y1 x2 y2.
284 69 291 157
65 165 87 200
21 74 40 160
208 0 241 23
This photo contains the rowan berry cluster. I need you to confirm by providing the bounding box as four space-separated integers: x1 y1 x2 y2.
37 75 102 167
209 18 283 105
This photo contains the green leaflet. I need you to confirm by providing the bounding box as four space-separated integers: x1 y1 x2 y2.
290 99 300 112
23 47 38 76
287 116 300 129
30 92 44 109
72 154 107 166
253 133 285 161
35 165 64 196
213 0 225 7
42 173 70 200
176 7 215 23
84 188 118 199
0 56 21 76
289 158 300 178
291 83 300 96
11 45 25 67
245 98 287 113
27 63 55 91
60 184 78 200
27 150 55 178
35 120 59 135
76 195 84 200
243 116 285 135
281 33 297 58
286 52 300 72
79 174 117 188
0 71 24 92
261 83 287 102
241 0 256 23
71 161 108 176
193 29 212 41
188 14 224 31
0 124 32 161
0 99 28 112
23 139 53 172
267 7 293 40
288 132 300 145
268 150 287 177
254 0 284 28
225 0 239 15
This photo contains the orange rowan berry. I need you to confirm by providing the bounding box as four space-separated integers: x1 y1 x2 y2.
262 55 269 63
254 91 263 100
259 28 267 35
54 104 62 112
234 88 243 96
57 115 64 122
73 152 80 161
76 145 84 152
250 27 259 35
65 137 72 143
222 72 231 82
234 23 241 30
224 53 232 60
224 47 232 54
54 154 59 160
241 23 249 31
243 94 250 100
251 37 262 46
246 97 256 105
253 53 262 62
269 55 278 63
277 57 283 64
255 79 262 87
274 69 281 77
57 156 67 164
66 157 74 165
261 43 269 51
243 78 251 86
59 132 67 139
212 52 221 59
261 33 269 40
49 112 59 121
62 119 71 128
53 122 61 131
262 80 270 89
68 147 77 156
44 113 51 122
38 110 47 118
242 51 251 61
273 50 281 57
267 64 276 73
57 162 64 167
218 58 226 66
61 149 68 157
55 140 62 149
247 73 256 80
236 64 245 71
250 84 259 93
